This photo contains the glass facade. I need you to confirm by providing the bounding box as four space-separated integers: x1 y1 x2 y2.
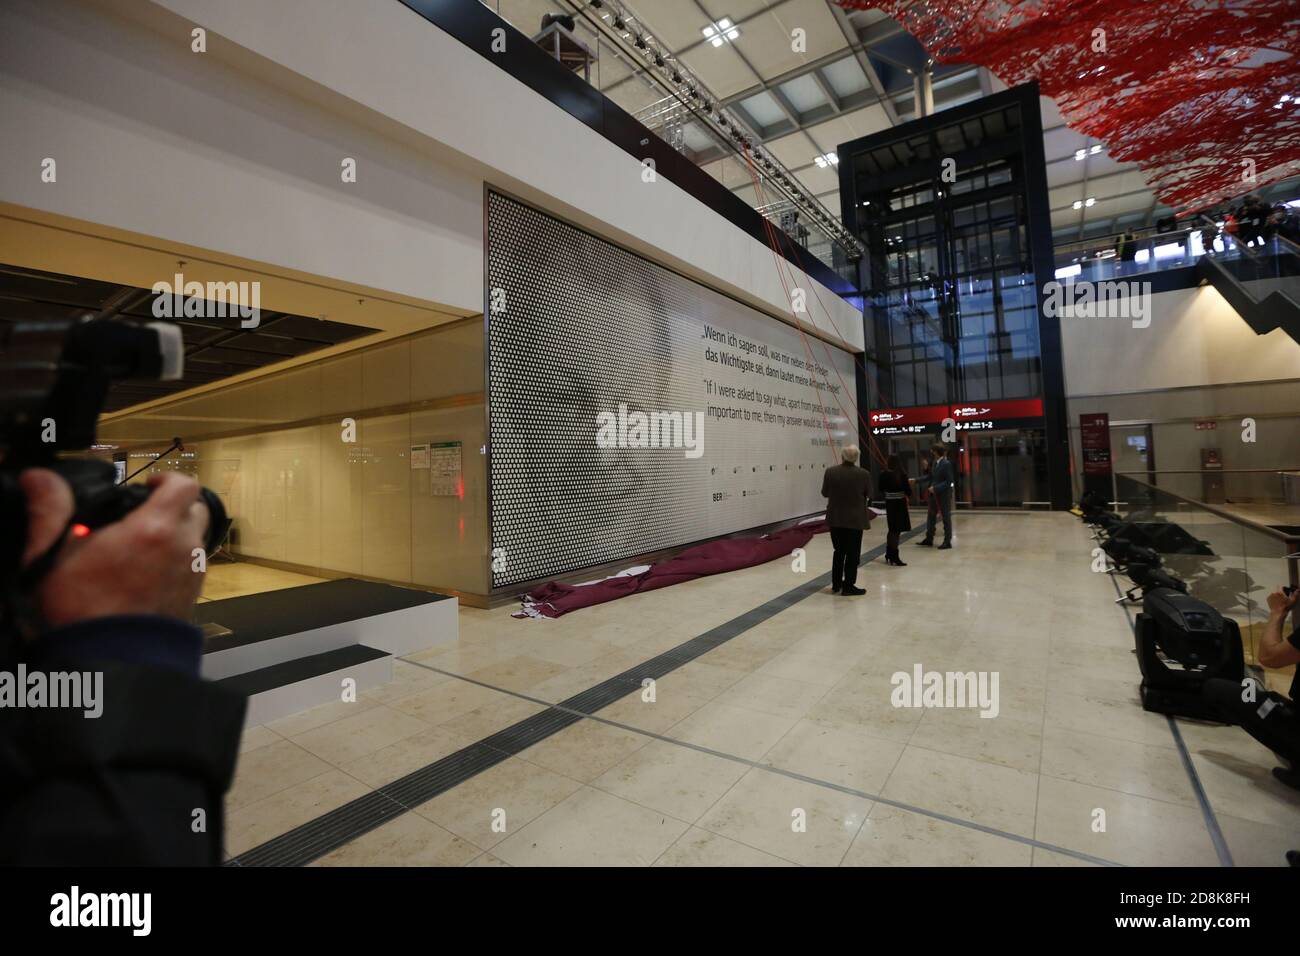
839 87 1069 508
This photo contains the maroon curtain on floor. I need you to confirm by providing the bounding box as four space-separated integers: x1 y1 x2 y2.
518 520 829 618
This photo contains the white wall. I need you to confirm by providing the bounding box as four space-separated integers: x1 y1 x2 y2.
1061 285 1300 397
0 0 483 313
0 0 863 349
1061 283 1300 494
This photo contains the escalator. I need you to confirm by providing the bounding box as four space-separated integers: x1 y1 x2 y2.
1197 228 1300 346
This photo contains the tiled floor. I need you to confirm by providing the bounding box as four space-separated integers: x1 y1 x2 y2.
221 513 1300 866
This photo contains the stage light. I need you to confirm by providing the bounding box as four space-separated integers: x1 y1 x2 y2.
1135 589 1244 719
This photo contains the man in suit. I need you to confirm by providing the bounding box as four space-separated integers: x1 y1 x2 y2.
820 445 872 595
918 442 954 549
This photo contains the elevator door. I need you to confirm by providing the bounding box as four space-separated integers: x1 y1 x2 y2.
887 436 925 486
963 430 1038 507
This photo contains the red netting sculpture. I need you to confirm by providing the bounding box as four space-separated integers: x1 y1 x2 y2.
835 0 1300 213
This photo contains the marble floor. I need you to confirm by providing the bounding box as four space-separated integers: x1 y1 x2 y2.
219 513 1300 866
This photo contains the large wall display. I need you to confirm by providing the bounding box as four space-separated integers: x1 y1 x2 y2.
486 191 858 588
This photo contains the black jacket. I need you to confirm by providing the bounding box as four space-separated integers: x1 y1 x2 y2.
821 463 872 529
0 615 246 865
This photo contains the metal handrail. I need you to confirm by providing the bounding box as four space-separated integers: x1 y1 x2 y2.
1114 473 1298 545
1116 468 1300 476
1053 223 1194 258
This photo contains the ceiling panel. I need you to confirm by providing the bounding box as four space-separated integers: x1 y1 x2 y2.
822 56 871 98
765 0 853 59
739 89 787 127
1043 124 1088 162
805 107 892 150
487 1 1186 250
673 41 755 100
793 161 841 195
621 0 715 51
764 128 819 167
0 264 377 413
779 72 829 113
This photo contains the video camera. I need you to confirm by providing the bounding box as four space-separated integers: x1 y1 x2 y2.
0 317 229 636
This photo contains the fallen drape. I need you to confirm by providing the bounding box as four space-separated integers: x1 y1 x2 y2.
515 519 830 618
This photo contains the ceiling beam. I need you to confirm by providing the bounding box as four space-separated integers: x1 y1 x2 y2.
598 0 795 98
809 67 843 114
827 2 900 126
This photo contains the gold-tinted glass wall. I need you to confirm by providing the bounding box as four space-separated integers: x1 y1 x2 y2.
96 320 488 596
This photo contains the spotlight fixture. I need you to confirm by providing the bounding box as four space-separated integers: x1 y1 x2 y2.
654 55 664 67
635 36 647 49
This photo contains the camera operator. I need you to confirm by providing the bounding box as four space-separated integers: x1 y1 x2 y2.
0 467 245 865
1203 586 1300 790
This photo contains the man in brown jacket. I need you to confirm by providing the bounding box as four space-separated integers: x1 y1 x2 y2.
820 445 872 595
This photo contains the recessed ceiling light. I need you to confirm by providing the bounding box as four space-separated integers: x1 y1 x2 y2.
701 17 740 47
1085 196 1096 207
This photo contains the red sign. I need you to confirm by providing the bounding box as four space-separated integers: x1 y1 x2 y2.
868 403 950 427
949 398 1044 422
869 399 1044 434
1080 412 1113 478
1194 421 1217 430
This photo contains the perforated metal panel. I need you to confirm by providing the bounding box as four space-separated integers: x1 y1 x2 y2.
486 191 855 588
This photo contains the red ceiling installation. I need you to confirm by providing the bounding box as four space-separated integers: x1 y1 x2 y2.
835 0 1300 213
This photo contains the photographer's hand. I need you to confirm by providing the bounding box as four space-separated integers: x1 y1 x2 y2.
19 468 209 628
1266 586 1299 617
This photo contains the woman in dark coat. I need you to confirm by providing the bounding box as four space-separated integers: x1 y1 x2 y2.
879 454 912 566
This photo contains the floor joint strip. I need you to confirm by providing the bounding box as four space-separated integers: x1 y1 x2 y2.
231 527 1114 867
1106 549 1234 866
